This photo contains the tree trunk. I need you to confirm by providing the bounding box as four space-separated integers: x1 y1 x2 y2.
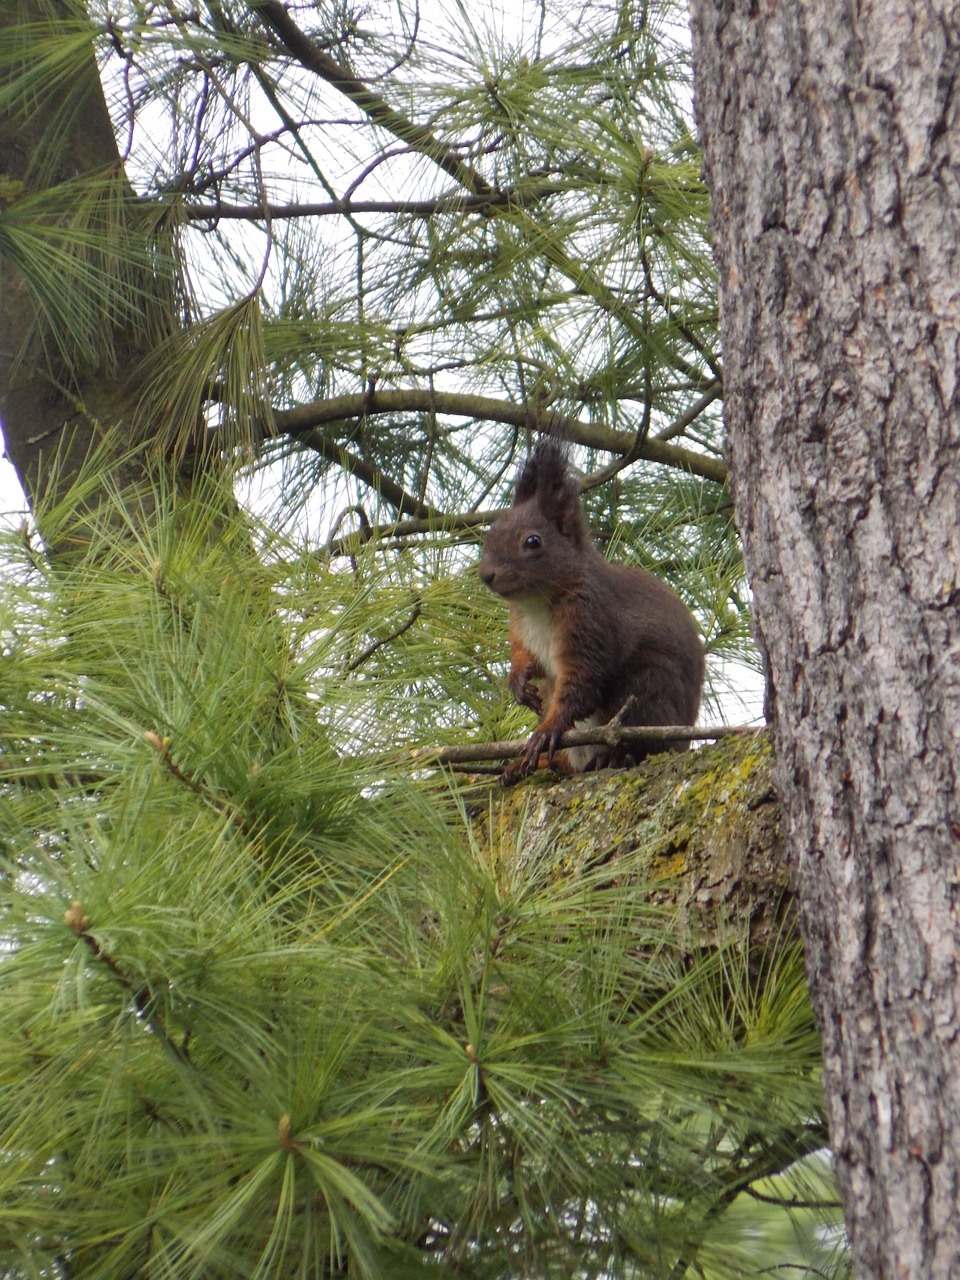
689 3 960 1276
0 0 150 511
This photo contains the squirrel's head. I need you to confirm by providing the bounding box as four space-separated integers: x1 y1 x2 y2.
478 439 592 599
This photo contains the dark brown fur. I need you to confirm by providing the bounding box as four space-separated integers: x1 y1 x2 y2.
478 439 705 785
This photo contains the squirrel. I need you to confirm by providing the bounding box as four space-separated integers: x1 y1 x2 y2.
478 438 705 786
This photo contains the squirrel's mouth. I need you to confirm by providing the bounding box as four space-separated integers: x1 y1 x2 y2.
491 583 535 600
479 575 515 598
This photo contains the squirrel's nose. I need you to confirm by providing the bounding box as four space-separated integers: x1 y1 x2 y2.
478 564 495 587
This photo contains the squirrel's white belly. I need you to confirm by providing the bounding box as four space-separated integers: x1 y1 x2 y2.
516 598 602 770
514 598 559 677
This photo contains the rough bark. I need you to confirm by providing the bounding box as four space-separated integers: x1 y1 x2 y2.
689 3 960 1276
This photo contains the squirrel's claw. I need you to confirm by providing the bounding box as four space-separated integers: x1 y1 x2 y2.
500 726 563 786
501 732 545 785
500 758 527 787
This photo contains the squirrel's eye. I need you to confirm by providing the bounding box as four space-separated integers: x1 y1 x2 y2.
524 534 541 550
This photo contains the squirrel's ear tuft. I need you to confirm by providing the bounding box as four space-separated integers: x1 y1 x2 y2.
514 437 571 504
514 438 585 538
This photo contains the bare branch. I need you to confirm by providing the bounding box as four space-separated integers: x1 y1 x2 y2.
250 0 493 197
181 183 565 222
273 391 728 486
414 723 765 767
300 428 439 518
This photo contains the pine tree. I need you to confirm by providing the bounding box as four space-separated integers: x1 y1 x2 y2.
0 1 841 1275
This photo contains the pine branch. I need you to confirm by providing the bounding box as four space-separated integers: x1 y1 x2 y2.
345 596 422 671
324 508 491 557
665 1124 829 1280
652 381 723 443
273 390 728 486
143 730 254 837
249 3 715 388
415 723 765 767
303 427 440 518
640 242 723 385
744 1187 843 1211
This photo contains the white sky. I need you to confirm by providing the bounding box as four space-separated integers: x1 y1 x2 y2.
0 435 27 529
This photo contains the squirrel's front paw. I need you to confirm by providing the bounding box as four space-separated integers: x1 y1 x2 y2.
509 665 543 715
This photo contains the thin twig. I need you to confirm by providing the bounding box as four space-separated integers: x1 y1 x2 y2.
652 381 722 443
744 1187 843 1211
251 0 493 197
63 902 188 1063
581 364 652 491
345 597 423 671
182 183 565 222
143 731 253 837
303 429 439 519
415 723 765 766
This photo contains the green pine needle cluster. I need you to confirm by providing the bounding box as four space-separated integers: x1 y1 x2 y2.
0 460 844 1279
